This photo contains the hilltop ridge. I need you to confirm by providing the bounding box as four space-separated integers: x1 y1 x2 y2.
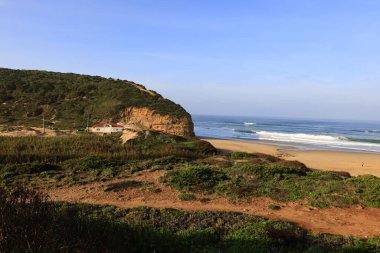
0 68 194 137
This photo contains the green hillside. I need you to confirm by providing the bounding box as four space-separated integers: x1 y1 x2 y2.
0 68 190 129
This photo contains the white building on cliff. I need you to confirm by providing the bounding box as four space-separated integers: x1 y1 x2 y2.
89 123 124 133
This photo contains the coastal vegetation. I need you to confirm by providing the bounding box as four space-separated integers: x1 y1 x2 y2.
0 133 379 252
164 152 380 208
0 136 379 207
0 68 190 129
0 133 211 188
1 186 379 253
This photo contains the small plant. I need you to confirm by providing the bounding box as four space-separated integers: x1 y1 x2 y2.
268 205 281 210
230 152 255 160
178 193 197 201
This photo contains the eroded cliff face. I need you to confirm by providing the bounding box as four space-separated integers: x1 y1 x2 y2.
115 107 194 137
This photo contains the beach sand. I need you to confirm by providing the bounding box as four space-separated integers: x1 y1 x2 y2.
204 138 380 177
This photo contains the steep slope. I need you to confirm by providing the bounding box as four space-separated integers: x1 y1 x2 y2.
0 68 194 137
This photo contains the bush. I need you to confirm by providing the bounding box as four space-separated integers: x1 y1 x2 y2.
272 160 307 169
230 152 255 160
69 156 125 171
178 193 197 201
351 175 380 208
192 140 217 155
268 205 281 210
164 166 229 192
237 163 310 178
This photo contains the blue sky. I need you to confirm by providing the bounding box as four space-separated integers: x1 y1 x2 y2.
1 0 380 121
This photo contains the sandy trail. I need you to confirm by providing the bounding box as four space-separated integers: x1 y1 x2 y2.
204 138 380 177
48 170 380 238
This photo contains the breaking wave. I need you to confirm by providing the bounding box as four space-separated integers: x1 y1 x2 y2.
255 131 380 151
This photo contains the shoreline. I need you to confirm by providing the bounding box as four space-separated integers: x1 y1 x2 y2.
198 135 380 154
203 138 380 177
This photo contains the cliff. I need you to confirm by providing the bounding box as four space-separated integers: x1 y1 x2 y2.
116 107 194 137
0 68 194 137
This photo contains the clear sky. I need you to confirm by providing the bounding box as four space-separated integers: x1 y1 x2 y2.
1 0 379 121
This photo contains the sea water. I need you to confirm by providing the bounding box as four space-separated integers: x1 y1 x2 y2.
193 115 380 153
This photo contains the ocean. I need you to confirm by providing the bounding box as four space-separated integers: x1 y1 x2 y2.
193 115 380 153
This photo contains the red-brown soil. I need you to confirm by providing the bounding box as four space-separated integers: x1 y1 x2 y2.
48 170 380 238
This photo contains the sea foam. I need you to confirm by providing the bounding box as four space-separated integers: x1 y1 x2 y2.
255 131 380 151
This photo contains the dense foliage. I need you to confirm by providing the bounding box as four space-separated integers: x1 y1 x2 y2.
0 68 189 129
1 186 379 253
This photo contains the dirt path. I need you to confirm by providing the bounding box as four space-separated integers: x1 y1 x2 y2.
129 82 156 96
48 170 380 238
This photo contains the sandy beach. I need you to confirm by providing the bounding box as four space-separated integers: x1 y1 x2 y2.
204 138 380 177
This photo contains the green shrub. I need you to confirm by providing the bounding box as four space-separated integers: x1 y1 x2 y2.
164 166 229 192
236 163 310 178
192 140 217 155
351 175 380 208
178 193 197 201
230 152 255 160
268 205 281 210
61 156 124 176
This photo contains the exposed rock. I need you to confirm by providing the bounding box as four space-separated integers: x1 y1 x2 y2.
120 129 140 143
116 107 194 137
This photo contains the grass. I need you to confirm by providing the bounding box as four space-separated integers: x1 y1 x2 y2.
0 134 205 164
0 134 210 188
1 186 379 253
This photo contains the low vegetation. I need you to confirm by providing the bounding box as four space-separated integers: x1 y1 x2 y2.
1 134 380 252
0 134 211 188
164 166 229 192
0 133 209 164
1 134 379 208
178 193 197 201
163 159 380 208
1 186 379 253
